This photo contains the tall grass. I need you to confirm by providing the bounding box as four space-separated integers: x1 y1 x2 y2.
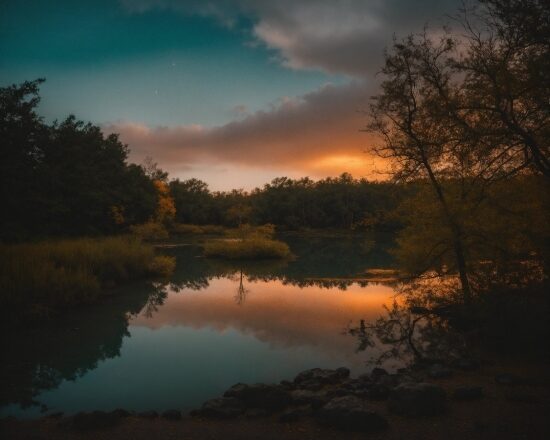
203 237 292 260
0 236 175 316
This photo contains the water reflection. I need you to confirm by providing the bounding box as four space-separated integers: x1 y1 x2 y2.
1 235 398 417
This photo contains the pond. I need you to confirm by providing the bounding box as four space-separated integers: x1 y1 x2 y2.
1 234 401 418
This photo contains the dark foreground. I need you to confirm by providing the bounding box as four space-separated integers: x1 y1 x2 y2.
3 359 549 440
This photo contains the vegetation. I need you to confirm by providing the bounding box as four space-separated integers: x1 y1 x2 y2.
203 224 292 260
367 0 549 302
0 237 175 317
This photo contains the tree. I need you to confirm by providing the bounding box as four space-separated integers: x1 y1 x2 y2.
367 34 478 302
366 0 549 301
455 0 549 177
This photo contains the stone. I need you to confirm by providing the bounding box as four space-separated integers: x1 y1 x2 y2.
279 380 294 390
69 411 120 430
366 384 390 401
137 410 158 419
193 397 244 419
495 373 520 386
45 412 64 419
111 409 131 418
428 364 453 379
453 358 480 371
370 367 389 379
294 368 349 386
245 408 269 418
389 383 446 417
161 409 182 420
278 406 312 423
290 389 330 409
224 383 291 411
453 387 483 401
317 396 389 432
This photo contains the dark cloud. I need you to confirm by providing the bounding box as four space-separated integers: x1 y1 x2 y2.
112 0 463 182
104 81 387 177
121 0 461 77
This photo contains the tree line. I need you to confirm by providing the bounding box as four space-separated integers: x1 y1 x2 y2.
0 80 409 241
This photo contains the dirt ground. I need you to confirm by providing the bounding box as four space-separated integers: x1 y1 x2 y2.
2 360 549 440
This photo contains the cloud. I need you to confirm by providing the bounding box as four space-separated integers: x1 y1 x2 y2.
120 0 461 77
104 80 388 181
111 0 463 186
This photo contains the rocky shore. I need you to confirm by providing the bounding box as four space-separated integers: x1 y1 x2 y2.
2 359 549 439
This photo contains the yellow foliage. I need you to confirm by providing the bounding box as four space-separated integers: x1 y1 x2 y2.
153 180 176 224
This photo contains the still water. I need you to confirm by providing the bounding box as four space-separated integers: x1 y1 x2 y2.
1 235 399 418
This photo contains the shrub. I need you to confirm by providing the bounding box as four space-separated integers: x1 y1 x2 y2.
0 236 175 317
171 223 226 235
129 221 169 241
148 255 176 277
203 237 291 260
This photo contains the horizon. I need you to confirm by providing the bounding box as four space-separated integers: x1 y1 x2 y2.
0 0 459 191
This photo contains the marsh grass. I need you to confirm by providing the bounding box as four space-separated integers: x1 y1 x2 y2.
202 223 291 260
0 236 175 316
129 221 169 241
203 237 292 260
171 223 227 235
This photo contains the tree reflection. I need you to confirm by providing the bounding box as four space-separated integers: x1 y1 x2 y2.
0 283 157 411
234 269 248 305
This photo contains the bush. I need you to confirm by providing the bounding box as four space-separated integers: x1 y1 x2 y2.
203 237 291 260
0 236 175 316
129 221 169 241
171 223 226 235
148 255 176 277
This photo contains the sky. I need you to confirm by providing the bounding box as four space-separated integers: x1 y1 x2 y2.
1 0 461 190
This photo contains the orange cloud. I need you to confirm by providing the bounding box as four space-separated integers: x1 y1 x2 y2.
103 81 390 184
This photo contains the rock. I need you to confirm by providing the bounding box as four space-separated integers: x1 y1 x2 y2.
294 368 349 386
336 367 351 379
279 380 295 390
137 410 158 419
69 411 120 430
366 384 390 401
506 392 541 404
357 373 372 384
45 412 64 419
224 383 291 411
326 388 354 399
193 397 244 419
370 367 389 380
453 358 480 371
245 408 269 418
495 373 520 386
453 387 483 401
290 389 330 409
161 409 182 420
389 383 446 417
317 396 389 432
278 406 312 423
428 364 453 379
298 379 324 391
111 409 131 418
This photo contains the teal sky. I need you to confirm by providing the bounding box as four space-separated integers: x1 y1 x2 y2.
0 0 342 127
1 0 459 189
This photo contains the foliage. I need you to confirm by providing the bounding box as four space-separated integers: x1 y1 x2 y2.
129 221 169 241
0 80 158 241
0 237 175 316
153 179 176 225
171 223 226 235
203 237 292 260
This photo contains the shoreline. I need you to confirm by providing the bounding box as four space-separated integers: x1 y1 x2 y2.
3 358 549 439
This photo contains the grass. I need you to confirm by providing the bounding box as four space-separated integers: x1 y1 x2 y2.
171 223 227 235
129 221 169 241
203 237 292 260
0 236 175 317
